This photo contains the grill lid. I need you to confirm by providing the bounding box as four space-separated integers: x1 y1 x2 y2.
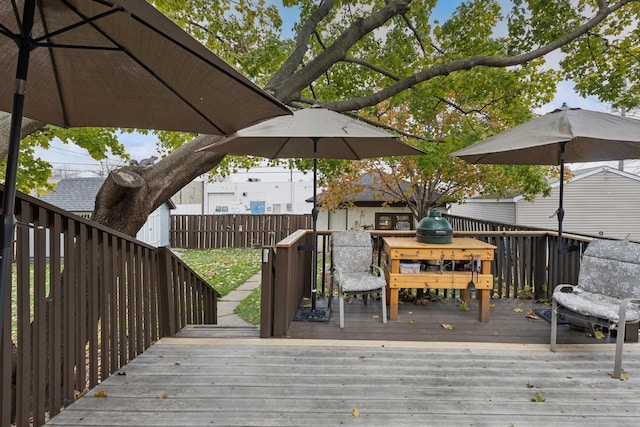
416 209 453 243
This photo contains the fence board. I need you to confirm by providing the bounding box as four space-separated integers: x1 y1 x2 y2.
170 214 312 249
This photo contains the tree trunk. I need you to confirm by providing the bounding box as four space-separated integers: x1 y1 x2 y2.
0 111 45 159
90 134 226 236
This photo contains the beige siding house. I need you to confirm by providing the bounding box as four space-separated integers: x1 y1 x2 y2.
450 166 640 241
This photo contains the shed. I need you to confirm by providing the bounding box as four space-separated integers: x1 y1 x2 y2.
311 174 440 231
450 166 640 241
39 177 175 247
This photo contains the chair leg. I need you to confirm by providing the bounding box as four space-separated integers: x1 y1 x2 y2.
614 323 625 379
550 298 558 352
381 286 387 324
339 292 345 328
613 302 630 379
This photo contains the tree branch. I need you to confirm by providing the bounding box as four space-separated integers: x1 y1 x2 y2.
342 56 402 81
266 0 335 91
268 0 412 102
322 0 632 112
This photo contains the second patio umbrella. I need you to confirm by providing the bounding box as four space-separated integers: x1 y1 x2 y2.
200 106 425 320
452 104 640 284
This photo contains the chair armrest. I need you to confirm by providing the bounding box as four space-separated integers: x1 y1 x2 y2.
619 297 640 324
370 264 384 278
552 284 576 295
333 266 343 282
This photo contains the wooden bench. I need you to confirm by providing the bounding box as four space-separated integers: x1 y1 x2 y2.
550 238 640 379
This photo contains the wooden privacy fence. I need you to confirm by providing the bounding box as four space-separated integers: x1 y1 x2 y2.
260 226 593 338
1 188 219 427
170 213 313 249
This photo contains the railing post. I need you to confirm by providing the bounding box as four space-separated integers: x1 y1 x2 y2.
156 247 177 336
260 246 275 337
534 235 549 299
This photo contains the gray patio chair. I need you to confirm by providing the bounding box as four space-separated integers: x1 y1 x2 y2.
331 231 387 328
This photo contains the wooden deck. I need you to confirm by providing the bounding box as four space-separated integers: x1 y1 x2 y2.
46 297 640 426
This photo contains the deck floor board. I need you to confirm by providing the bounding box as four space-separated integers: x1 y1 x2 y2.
46 298 640 426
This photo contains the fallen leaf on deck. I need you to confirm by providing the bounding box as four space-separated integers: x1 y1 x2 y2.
158 393 169 399
352 407 360 417
94 390 107 398
513 308 524 313
441 323 454 330
525 309 539 320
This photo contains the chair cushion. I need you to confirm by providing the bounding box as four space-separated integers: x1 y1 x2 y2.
337 272 386 293
553 288 640 323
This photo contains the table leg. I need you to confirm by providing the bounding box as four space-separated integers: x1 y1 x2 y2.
390 288 398 320
461 289 470 306
478 289 490 322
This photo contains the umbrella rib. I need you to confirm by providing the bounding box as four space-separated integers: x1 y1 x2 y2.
33 5 120 44
271 138 292 158
126 13 290 127
37 1 227 133
341 137 361 159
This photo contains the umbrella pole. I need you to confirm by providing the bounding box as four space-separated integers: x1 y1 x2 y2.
556 143 566 285
0 0 34 338
294 138 329 321
311 139 319 310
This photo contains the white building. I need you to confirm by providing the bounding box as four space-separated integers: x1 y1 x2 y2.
450 166 640 241
172 166 315 215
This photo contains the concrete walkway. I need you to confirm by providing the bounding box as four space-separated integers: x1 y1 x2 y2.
215 272 261 327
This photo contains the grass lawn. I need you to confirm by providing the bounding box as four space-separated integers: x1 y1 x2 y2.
174 248 262 324
174 247 261 297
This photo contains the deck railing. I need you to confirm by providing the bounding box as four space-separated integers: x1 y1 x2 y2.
260 225 593 338
170 213 312 249
1 189 219 427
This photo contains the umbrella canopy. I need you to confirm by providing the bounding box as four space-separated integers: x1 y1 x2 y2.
0 0 290 134
0 0 291 335
451 105 640 165
452 104 640 284
200 107 425 158
200 106 425 320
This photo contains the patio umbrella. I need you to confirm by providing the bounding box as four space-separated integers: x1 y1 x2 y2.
451 104 640 283
199 106 425 321
0 0 291 333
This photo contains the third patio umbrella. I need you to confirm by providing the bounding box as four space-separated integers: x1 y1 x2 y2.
451 104 640 284
199 106 425 320
0 0 290 334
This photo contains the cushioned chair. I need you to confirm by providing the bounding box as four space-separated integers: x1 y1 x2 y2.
331 231 387 328
550 238 640 379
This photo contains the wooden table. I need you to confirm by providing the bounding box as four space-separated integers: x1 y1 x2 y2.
383 237 496 322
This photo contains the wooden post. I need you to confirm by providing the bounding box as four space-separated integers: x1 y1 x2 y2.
156 247 177 336
260 247 275 337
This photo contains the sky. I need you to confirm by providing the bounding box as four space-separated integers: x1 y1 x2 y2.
33 1 626 177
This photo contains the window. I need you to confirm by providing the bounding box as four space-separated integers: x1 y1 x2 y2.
215 206 229 213
375 213 413 230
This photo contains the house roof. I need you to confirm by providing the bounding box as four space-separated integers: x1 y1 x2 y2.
39 177 176 212
308 174 417 205
39 177 106 212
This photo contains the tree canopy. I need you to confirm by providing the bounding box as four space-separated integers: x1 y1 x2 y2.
1 0 639 234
